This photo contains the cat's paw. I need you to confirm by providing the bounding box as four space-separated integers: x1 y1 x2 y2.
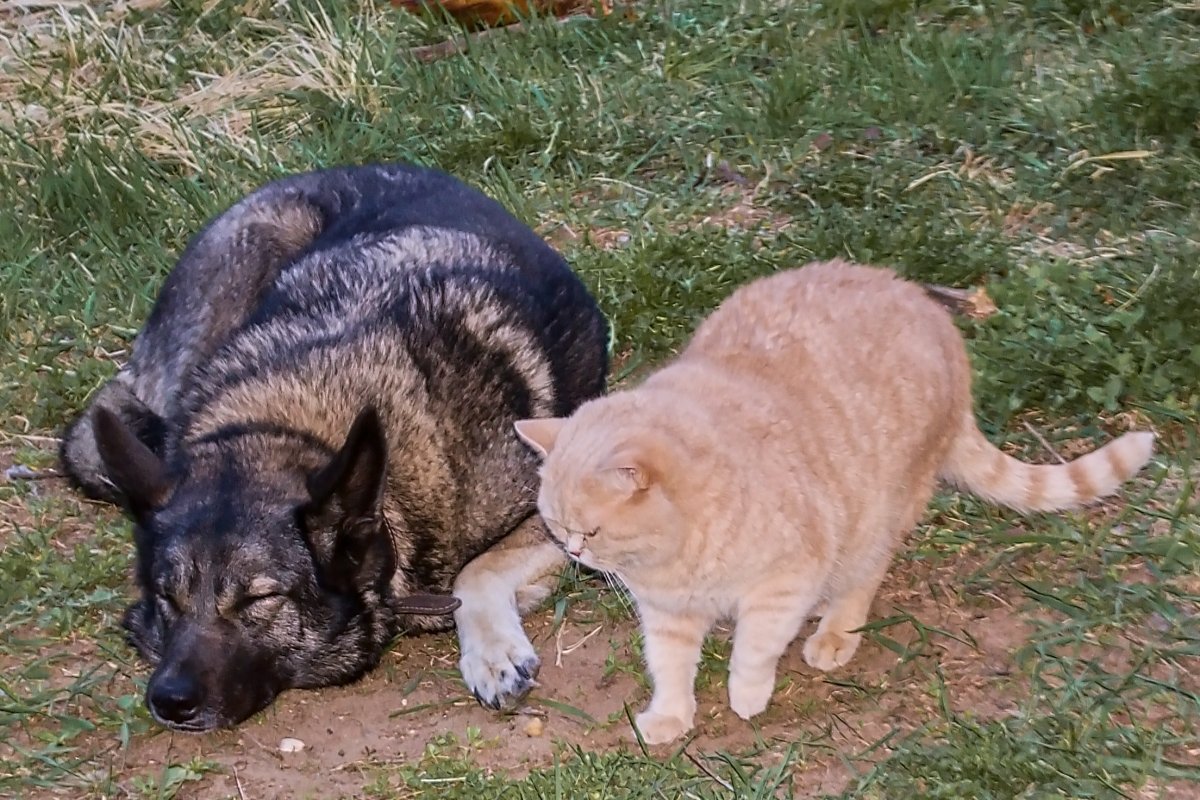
633 710 692 745
728 674 774 720
803 630 861 671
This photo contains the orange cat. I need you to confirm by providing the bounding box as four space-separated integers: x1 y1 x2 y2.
515 260 1155 744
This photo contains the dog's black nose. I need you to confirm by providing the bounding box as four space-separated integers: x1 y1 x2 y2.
148 674 202 725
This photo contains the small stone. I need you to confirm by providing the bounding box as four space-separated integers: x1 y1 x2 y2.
278 737 306 753
714 160 749 185
4 465 39 481
523 716 545 737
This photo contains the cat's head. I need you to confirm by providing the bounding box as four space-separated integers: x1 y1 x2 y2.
515 407 683 574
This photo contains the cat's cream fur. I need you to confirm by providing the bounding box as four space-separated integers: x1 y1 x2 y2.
515 260 1155 745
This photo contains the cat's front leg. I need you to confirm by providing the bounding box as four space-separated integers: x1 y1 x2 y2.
728 588 818 720
634 604 710 745
803 557 891 672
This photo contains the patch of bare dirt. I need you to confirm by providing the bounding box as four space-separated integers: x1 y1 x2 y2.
71 545 1035 800
9 443 1191 799
0 442 118 552
1 445 45 540
88 613 637 797
1 456 1042 798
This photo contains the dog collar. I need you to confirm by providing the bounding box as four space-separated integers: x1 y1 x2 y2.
394 593 462 616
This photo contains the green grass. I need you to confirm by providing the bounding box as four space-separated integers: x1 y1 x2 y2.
1 0 1198 797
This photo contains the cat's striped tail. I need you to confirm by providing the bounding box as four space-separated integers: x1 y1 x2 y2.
939 412 1155 513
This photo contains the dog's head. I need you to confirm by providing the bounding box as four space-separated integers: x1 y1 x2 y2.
94 407 401 732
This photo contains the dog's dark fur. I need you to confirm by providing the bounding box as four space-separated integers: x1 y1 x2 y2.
60 163 608 732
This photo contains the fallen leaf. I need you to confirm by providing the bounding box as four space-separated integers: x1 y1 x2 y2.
966 286 998 319
392 0 609 28
921 284 998 320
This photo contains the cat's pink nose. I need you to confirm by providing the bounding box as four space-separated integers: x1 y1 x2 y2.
568 547 582 558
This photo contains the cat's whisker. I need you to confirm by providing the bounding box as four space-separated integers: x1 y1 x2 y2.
602 571 639 622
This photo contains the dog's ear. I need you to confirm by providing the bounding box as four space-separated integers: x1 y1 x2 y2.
304 407 394 594
94 407 173 517
307 407 388 520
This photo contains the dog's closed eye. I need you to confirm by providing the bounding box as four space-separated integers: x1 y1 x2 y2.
245 577 285 599
223 577 289 615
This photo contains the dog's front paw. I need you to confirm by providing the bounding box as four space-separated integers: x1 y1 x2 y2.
457 620 540 710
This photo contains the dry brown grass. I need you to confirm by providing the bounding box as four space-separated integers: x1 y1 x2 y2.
0 0 409 170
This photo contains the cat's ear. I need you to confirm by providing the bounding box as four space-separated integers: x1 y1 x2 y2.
514 418 564 458
600 453 653 494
